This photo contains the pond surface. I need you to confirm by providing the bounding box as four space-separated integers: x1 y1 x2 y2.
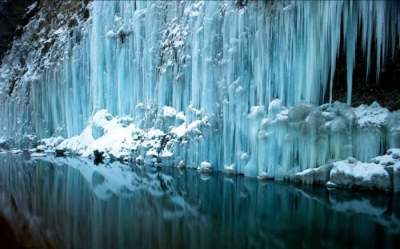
0 153 399 249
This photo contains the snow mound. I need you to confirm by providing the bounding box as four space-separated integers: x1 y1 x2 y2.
331 160 388 182
38 109 209 166
56 110 161 159
353 102 389 128
292 148 400 192
329 149 400 191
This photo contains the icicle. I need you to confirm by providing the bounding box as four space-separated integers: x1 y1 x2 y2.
0 0 399 176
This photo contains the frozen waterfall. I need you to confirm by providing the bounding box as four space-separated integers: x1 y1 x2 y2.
0 0 400 177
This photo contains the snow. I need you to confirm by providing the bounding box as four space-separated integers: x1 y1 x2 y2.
353 102 389 128
106 30 116 38
57 110 147 158
31 152 47 157
388 148 400 158
40 136 64 149
198 161 212 174
296 168 315 176
26 2 38 14
162 106 177 118
10 150 22 154
331 159 388 182
170 118 208 139
292 148 400 191
327 149 400 191
224 164 236 174
38 109 209 166
332 198 385 217
170 124 186 138
257 171 274 180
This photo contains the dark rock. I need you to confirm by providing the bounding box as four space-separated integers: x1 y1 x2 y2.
257 174 275 181
35 147 44 153
55 149 66 157
0 139 10 150
0 0 37 61
331 28 400 111
93 150 104 165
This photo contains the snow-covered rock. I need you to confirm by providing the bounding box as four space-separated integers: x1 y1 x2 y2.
223 164 236 175
327 149 400 191
289 164 333 185
198 161 212 174
36 108 209 167
291 149 400 192
55 110 159 159
329 159 391 191
257 171 275 181
353 102 389 128
38 136 64 152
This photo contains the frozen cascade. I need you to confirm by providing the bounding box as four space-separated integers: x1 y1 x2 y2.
1 1 400 177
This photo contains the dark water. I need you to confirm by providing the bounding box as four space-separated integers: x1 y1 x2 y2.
0 153 399 249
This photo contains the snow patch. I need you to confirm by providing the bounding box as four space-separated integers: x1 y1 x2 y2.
331 160 388 182
198 161 212 174
354 102 389 128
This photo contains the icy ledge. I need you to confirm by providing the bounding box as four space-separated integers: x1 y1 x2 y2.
22 101 400 180
290 149 400 192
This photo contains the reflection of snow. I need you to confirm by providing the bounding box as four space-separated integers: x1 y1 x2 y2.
332 198 385 216
34 156 171 199
330 196 400 233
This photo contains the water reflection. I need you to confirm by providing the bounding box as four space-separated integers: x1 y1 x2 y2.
0 153 399 249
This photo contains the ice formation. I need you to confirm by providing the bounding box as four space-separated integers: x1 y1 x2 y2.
1 1 400 177
34 102 399 179
292 149 400 191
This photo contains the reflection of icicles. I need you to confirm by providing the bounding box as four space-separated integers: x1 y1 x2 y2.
1 153 400 248
0 153 208 249
32 156 172 199
293 187 400 234
29 155 201 219
332 198 386 216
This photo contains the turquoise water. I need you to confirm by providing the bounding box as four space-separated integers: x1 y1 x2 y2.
0 153 399 249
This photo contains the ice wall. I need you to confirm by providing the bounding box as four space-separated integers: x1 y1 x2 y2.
1 1 400 176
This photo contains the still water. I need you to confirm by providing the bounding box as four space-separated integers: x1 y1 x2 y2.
0 153 399 249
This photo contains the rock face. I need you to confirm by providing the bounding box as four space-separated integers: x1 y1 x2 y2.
290 149 400 192
0 0 36 61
